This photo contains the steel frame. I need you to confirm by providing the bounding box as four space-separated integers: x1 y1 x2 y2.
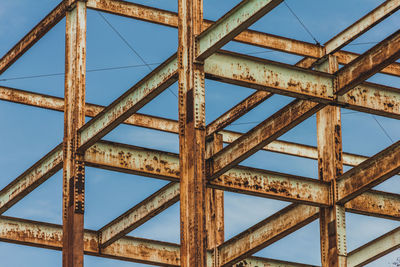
0 0 400 266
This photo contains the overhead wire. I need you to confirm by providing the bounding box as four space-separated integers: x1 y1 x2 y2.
229 111 360 126
247 50 276 55
96 12 153 72
283 0 320 45
96 11 178 99
0 63 162 82
370 115 394 144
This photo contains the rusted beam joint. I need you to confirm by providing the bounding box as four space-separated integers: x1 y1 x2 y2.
309 53 329 70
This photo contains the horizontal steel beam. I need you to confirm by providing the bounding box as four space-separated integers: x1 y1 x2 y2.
337 29 400 95
347 226 400 267
345 190 400 221
99 182 180 248
86 141 326 206
217 204 319 266
86 0 400 77
211 166 330 206
207 99 324 180
205 51 335 102
205 51 400 119
0 144 63 214
196 0 283 60
0 0 74 75
84 141 180 181
0 215 181 266
85 141 330 206
2 215 397 267
338 82 400 119
0 86 372 166
337 140 400 204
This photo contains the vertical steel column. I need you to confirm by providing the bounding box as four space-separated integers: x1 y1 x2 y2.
63 1 87 266
316 55 347 267
206 133 224 249
178 0 206 266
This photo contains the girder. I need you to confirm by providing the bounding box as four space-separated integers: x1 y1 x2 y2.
0 0 399 266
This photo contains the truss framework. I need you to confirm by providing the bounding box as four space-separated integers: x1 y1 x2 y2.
0 0 399 266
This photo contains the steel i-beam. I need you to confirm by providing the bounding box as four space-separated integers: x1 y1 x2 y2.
316 56 347 267
177 0 207 266
62 1 87 266
205 134 224 250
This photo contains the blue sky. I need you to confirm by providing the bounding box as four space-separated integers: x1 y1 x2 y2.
0 0 399 266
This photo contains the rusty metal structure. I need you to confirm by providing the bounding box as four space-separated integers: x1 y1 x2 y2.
0 0 400 266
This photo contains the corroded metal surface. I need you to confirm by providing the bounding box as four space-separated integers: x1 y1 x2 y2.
84 141 180 180
339 82 400 120
212 166 330 206
0 86 180 134
345 190 400 221
205 134 224 250
316 56 347 267
205 51 335 102
220 131 368 167
178 0 207 265
84 140 400 220
0 0 399 266
0 216 181 266
205 51 400 118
